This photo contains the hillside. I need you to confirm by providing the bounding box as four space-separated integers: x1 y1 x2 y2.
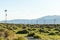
0 15 60 24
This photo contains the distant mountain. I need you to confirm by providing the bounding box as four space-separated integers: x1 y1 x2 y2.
0 15 60 24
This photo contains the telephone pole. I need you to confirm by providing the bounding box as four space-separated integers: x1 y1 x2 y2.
54 19 56 27
44 20 46 24
54 19 56 24
4 10 7 23
4 10 8 28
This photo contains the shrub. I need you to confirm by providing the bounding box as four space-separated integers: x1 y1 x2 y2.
48 33 56 35
28 29 32 31
54 29 60 32
0 28 8 37
39 29 45 32
57 33 60 35
0 28 18 40
39 29 49 33
33 35 40 38
16 30 28 34
55 31 59 34
44 31 49 33
0 37 4 40
17 37 28 40
22 27 26 29
27 33 35 37
54 28 59 31
32 29 36 31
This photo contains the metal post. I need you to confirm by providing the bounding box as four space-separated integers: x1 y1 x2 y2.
54 19 56 24
4 10 8 28
36 20 38 24
54 19 56 27
4 10 7 23
44 20 46 24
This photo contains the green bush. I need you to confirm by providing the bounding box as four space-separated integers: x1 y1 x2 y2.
28 29 32 31
54 28 59 31
32 29 36 31
22 27 26 29
55 31 59 34
27 33 35 37
48 33 56 35
16 30 29 34
39 29 49 33
39 29 45 32
17 37 28 40
33 35 40 38
0 37 4 40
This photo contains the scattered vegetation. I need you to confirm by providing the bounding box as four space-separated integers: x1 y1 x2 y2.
0 23 60 40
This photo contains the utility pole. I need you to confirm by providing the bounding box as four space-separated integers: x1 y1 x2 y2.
4 10 7 23
54 19 56 24
44 20 46 25
4 10 8 28
54 19 56 27
36 20 38 24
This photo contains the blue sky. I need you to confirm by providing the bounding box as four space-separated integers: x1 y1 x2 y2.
0 0 60 20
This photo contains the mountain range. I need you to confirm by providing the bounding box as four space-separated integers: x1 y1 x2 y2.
0 15 60 24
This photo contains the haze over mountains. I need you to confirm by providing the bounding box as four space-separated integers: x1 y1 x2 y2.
0 15 60 24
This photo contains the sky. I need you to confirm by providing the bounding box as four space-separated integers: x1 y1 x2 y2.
0 0 60 20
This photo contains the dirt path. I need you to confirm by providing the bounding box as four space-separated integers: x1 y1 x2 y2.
27 37 40 40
